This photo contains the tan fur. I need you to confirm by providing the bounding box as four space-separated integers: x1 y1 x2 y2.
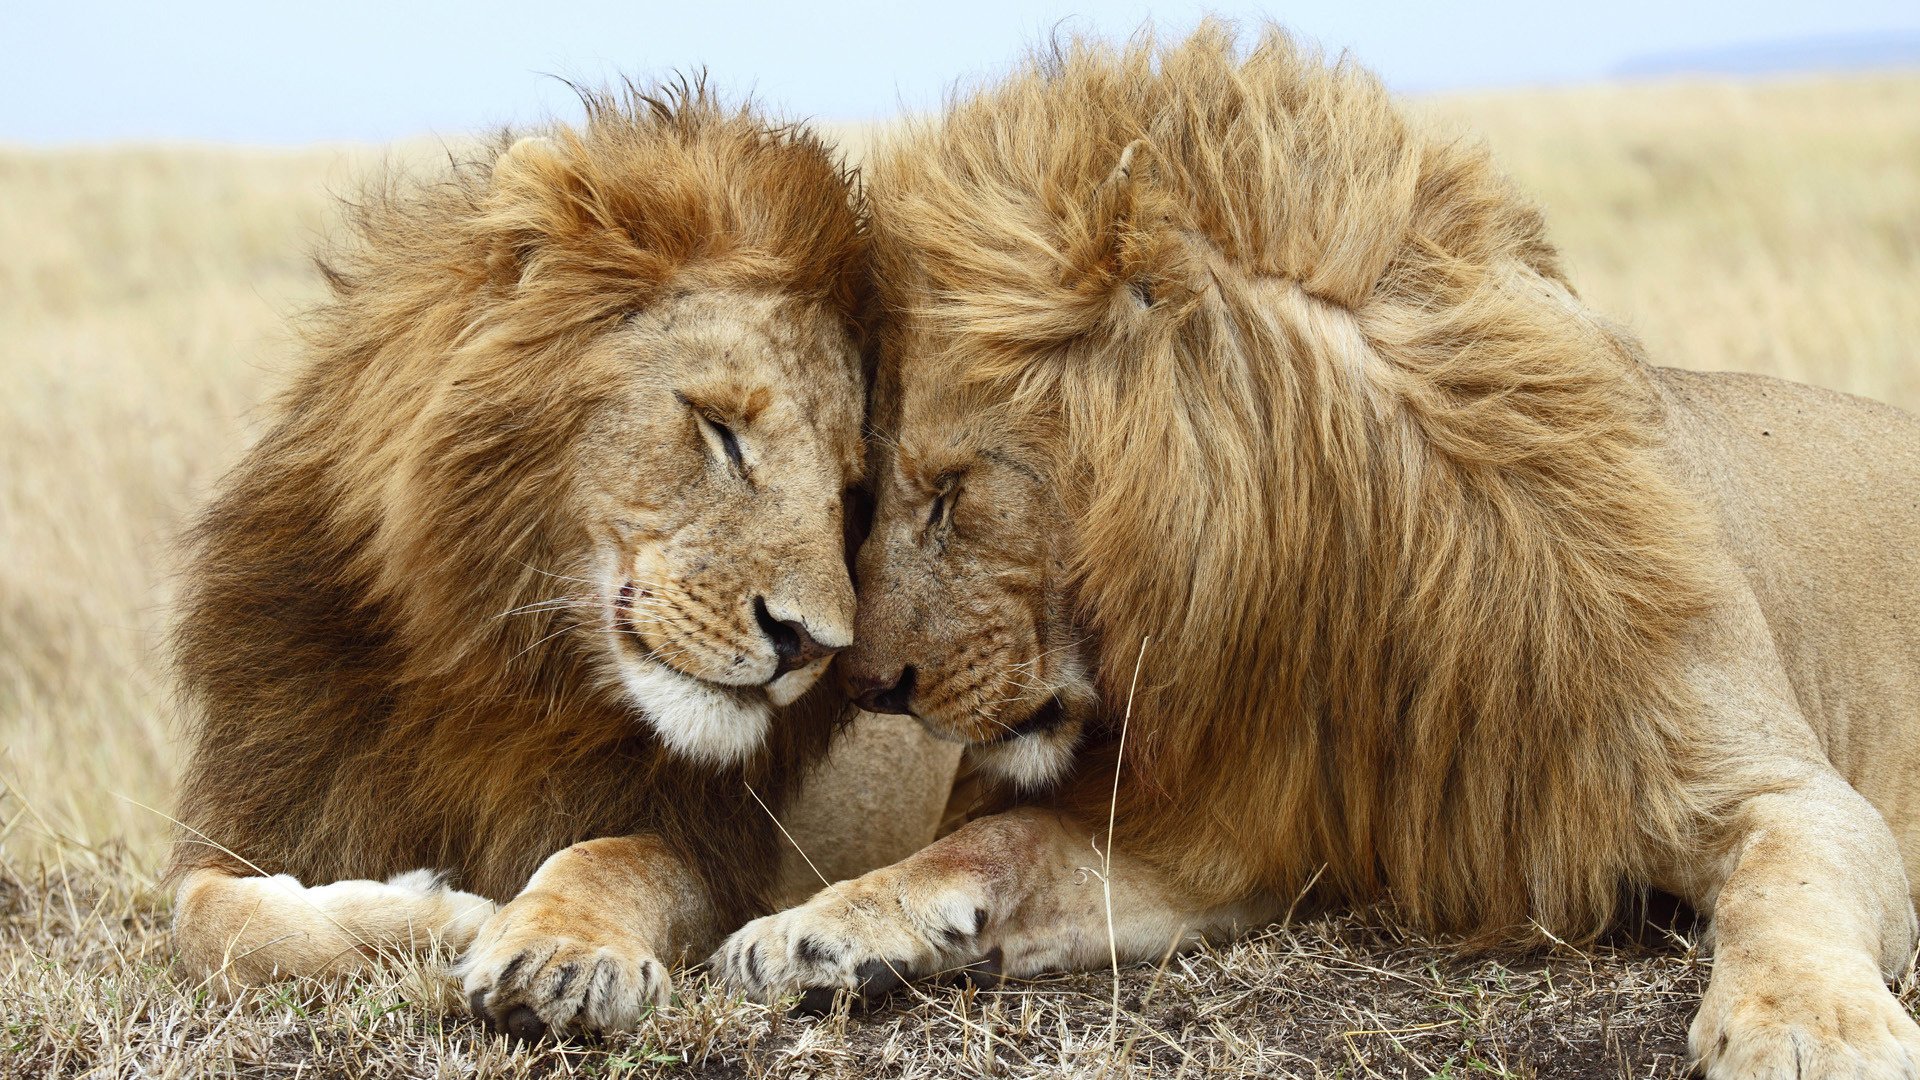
173 868 495 994
459 835 703 1034
773 712 964 906
722 27 1920 1077
166 84 955 1035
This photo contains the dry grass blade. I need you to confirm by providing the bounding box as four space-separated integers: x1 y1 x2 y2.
1100 634 1151 1053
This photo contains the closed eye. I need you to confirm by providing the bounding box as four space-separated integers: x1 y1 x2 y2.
704 414 745 471
927 472 962 530
679 393 746 473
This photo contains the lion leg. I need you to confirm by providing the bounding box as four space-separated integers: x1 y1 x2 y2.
715 806 1277 1007
172 866 496 997
1684 772 1920 1079
458 834 714 1039
772 710 963 906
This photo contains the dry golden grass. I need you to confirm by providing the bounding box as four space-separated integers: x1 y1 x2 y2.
1425 74 1920 408
2 72 1917 1077
6 841 1737 1079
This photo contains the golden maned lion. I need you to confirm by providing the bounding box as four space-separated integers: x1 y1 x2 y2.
167 86 957 1039
719 28 1920 1078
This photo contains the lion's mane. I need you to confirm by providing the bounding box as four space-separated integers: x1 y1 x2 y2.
868 26 1728 938
169 84 868 924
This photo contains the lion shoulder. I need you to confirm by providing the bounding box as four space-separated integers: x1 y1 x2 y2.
1657 366 1920 822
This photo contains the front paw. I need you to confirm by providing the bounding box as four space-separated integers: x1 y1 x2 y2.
1691 957 1920 1079
459 894 668 1039
714 874 991 1011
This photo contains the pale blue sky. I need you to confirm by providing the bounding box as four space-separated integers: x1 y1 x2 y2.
5 0 1916 144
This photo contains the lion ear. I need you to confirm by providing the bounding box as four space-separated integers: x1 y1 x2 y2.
1074 139 1159 306
1105 139 1147 190
1090 139 1147 240
484 135 574 285
493 136 558 186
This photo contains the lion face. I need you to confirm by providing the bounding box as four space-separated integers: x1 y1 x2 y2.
571 289 864 765
840 369 1095 790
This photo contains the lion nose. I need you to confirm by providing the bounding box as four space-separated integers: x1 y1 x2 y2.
754 597 838 676
848 665 915 715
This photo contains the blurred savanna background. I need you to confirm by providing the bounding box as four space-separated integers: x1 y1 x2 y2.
3 1 1918 1075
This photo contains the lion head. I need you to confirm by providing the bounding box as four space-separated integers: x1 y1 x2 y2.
840 343 1096 789
843 26 1717 931
379 96 868 766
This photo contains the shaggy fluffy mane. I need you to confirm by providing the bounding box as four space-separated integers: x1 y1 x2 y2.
168 83 865 923
869 25 1727 938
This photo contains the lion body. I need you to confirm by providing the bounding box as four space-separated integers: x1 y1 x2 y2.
167 90 956 1014
1656 367 1920 870
856 28 1728 935
726 28 1920 1075
169 101 847 915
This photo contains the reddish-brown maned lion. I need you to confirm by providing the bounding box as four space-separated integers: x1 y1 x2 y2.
720 29 1920 1079
167 84 956 1039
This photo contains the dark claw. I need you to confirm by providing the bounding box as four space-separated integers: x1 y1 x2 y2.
788 958 914 1017
940 907 990 949
796 936 831 965
496 951 529 988
854 958 908 999
467 989 493 1025
791 986 841 1017
579 957 613 1020
956 947 1004 990
503 1004 548 1042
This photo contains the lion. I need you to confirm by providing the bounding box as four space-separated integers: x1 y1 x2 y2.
716 27 1920 1077
166 84 958 1040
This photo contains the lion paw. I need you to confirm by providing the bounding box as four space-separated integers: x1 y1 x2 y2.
459 898 668 1039
1691 961 1920 1079
714 874 991 1011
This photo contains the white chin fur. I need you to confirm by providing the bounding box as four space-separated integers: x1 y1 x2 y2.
969 724 1080 792
618 660 770 766
764 655 830 707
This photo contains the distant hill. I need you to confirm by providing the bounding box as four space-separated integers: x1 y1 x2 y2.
1616 33 1920 78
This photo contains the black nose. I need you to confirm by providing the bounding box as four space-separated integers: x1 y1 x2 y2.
754 597 836 677
853 665 916 715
